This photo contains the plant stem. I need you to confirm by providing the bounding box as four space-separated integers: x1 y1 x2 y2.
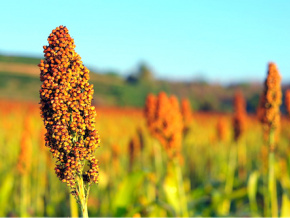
263 173 271 217
219 144 237 215
76 175 88 218
70 192 79 217
173 158 189 217
153 139 163 180
20 174 28 217
269 151 278 217
268 128 278 218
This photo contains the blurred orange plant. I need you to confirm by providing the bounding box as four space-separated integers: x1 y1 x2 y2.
232 90 247 141
144 92 183 158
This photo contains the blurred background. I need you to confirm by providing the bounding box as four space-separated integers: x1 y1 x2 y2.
1 0 290 217
1 0 290 111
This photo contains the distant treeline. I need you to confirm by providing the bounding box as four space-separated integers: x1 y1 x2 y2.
0 54 289 113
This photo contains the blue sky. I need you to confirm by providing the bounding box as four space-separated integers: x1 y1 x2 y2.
1 0 289 83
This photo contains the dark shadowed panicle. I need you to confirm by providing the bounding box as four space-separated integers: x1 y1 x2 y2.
181 98 193 135
285 89 290 117
232 90 247 141
128 135 141 171
38 25 100 195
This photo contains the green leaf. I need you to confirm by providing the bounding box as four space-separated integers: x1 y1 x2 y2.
112 171 145 216
247 171 259 215
281 193 290 217
0 173 14 216
163 164 179 214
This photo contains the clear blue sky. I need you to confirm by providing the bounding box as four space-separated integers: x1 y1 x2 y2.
1 0 289 83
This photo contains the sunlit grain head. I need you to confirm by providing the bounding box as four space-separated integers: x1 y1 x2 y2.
39 25 100 195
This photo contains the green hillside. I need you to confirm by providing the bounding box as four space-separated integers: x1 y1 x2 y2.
1 54 287 113
0 54 41 65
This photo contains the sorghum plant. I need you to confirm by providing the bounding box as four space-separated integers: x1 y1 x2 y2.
39 25 100 217
128 135 141 172
144 92 188 216
144 92 183 158
181 98 193 136
258 62 282 217
232 90 247 142
258 62 282 150
220 91 247 215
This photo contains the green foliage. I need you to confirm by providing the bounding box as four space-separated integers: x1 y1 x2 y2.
0 54 41 65
0 54 268 112
112 172 145 216
0 172 14 216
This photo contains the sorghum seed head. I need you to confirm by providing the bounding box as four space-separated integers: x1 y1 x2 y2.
144 92 183 158
39 25 100 194
181 98 193 135
257 62 282 147
232 90 247 141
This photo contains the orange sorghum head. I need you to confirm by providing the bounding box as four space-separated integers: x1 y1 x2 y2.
144 94 157 131
181 98 193 134
232 90 247 141
144 92 183 158
285 89 290 117
39 25 100 194
257 62 282 147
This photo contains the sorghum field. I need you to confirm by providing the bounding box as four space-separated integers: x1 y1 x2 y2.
1 92 290 217
1 21 289 217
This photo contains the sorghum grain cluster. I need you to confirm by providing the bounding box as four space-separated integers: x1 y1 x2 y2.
39 25 100 196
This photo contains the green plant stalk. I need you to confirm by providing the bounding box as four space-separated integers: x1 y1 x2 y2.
248 171 259 216
238 141 247 180
268 128 278 217
70 192 79 217
36 153 45 216
153 139 164 198
20 174 28 217
281 193 290 217
219 144 237 215
263 170 271 217
173 158 189 217
153 139 163 180
269 152 278 217
76 175 89 218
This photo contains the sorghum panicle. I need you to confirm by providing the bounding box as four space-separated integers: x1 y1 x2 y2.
128 135 141 171
144 92 183 158
181 98 192 134
232 91 247 141
257 62 282 146
39 25 100 195
144 94 157 132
